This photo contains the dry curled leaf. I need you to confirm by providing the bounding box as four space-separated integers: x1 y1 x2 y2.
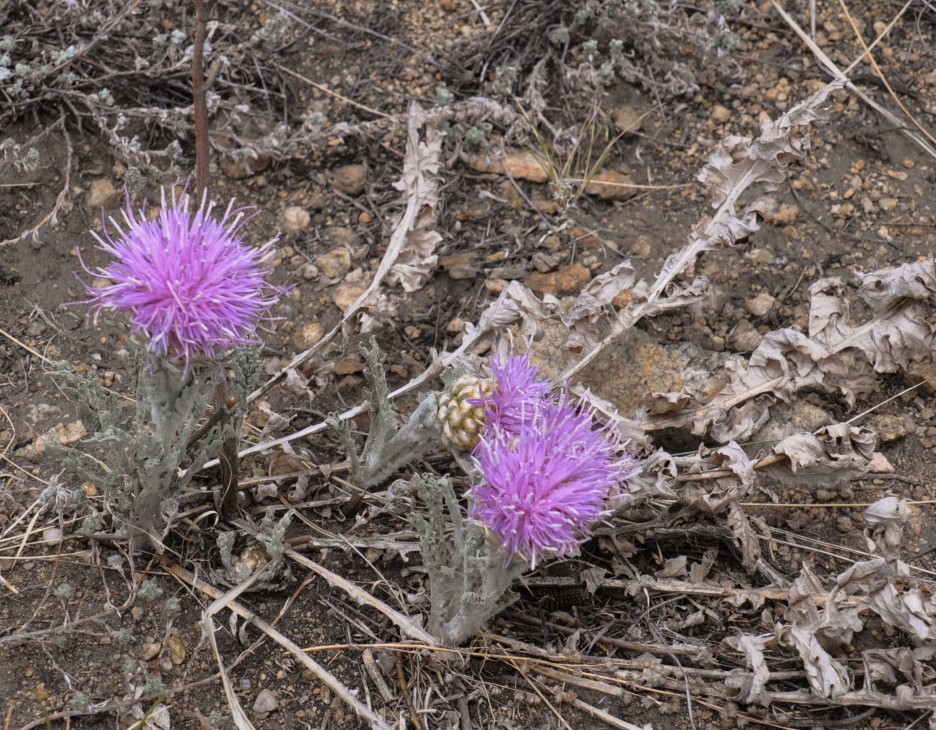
863 496 912 561
386 108 444 292
726 503 761 574
868 583 936 642
645 260 936 443
777 624 851 699
657 555 688 579
560 261 636 343
764 423 876 487
862 646 936 697
676 441 755 514
724 634 770 705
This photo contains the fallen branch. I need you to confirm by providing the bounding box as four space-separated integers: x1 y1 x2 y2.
561 79 846 382
234 518 437 645
162 558 395 730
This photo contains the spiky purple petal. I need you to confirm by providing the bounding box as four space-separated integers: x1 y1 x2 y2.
80 187 282 367
469 350 551 434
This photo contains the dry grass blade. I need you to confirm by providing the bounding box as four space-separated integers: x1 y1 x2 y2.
0 571 17 595
200 612 255 730
0 325 54 366
568 697 654 730
836 0 936 146
273 62 390 119
163 559 395 730
283 543 436 645
362 649 395 703
771 0 936 160
233 518 436 644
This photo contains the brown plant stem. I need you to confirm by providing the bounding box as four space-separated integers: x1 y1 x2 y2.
192 0 210 199
191 0 240 516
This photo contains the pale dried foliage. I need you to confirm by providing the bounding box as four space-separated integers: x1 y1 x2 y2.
430 78 936 717
10 1 936 723
383 103 444 295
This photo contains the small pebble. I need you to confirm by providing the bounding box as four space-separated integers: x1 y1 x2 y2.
711 104 732 123
582 169 637 200
282 206 311 231
331 164 368 195
315 248 352 279
525 263 591 296
167 635 186 665
87 178 119 209
484 278 508 294
253 688 279 714
612 104 642 134
334 355 364 376
629 236 652 257
867 452 894 473
139 642 161 661
332 282 366 309
744 292 776 318
729 319 761 352
292 323 324 350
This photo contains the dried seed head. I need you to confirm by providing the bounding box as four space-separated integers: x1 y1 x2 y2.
437 375 494 451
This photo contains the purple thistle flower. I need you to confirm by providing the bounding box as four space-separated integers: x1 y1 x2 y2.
79 187 282 368
470 396 627 567
470 350 552 434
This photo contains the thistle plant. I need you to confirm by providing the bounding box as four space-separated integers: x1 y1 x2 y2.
328 339 444 489
412 349 632 645
57 186 281 549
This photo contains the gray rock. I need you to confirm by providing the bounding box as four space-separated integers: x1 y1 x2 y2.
253 688 279 714
729 319 761 353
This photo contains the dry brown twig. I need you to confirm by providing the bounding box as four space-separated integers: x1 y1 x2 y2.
164 558 396 730
233 518 437 645
771 0 936 161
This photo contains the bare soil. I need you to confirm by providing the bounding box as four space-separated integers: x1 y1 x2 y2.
3 1 936 729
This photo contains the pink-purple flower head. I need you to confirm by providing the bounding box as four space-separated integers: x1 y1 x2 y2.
80 187 282 369
469 349 551 434
469 350 630 567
